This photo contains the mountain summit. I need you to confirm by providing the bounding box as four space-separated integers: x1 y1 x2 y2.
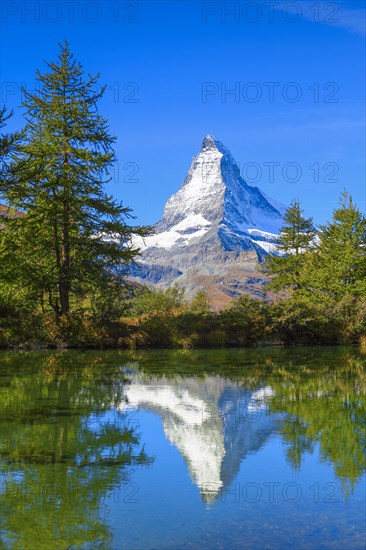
131 136 286 307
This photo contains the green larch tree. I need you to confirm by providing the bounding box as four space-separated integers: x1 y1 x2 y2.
263 200 316 292
304 192 366 300
0 42 149 319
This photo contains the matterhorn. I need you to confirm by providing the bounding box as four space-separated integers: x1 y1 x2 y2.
130 135 286 308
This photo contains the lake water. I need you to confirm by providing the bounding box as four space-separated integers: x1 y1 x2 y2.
0 348 365 549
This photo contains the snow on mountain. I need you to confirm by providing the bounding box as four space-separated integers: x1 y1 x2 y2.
134 135 284 252
130 135 286 306
135 213 212 251
122 375 276 503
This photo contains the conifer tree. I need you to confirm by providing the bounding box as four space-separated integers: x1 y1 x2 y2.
0 106 21 176
0 43 149 319
305 192 366 300
263 200 315 292
0 106 13 161
190 290 211 314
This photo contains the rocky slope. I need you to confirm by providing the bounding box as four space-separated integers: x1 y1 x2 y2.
130 136 286 308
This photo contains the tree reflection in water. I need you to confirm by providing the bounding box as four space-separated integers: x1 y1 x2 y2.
132 347 365 497
0 352 153 549
0 348 365 548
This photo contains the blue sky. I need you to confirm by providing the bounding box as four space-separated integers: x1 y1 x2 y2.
1 0 365 225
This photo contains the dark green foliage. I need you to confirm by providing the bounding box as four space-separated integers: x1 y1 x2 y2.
122 289 268 349
303 192 366 300
0 353 153 548
263 199 315 292
0 46 365 349
264 194 366 345
267 296 337 345
220 294 268 346
0 106 16 161
0 43 149 320
1 187 365 349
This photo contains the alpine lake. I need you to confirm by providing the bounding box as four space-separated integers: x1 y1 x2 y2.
0 347 365 549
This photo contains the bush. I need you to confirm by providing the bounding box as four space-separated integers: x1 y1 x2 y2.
268 297 337 345
219 294 267 346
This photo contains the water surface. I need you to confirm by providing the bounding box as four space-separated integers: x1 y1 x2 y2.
0 348 365 549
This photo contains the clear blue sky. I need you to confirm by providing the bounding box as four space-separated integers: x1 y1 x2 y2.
1 1 365 225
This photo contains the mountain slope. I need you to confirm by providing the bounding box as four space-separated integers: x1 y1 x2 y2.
130 135 286 307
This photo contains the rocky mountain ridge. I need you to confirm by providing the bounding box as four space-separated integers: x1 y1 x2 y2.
130 135 286 308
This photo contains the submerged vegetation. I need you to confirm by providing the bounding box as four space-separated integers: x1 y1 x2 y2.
1 44 365 350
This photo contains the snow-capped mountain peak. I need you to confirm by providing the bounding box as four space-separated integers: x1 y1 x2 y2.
130 136 287 306
157 134 285 236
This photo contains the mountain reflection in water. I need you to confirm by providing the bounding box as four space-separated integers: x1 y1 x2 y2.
123 376 277 503
0 348 365 550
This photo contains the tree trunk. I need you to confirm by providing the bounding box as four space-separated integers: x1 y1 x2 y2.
59 215 70 316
